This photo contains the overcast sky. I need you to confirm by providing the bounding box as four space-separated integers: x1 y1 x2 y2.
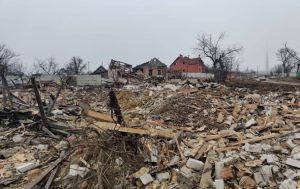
0 0 300 72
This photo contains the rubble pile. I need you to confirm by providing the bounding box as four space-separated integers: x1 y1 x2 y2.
0 80 300 189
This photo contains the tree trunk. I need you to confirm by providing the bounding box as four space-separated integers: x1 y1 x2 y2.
214 70 227 82
1 76 7 109
1 74 13 109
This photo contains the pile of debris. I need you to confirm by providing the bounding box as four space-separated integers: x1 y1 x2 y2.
0 78 300 189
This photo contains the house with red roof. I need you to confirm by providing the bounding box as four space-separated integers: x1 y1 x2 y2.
170 54 205 73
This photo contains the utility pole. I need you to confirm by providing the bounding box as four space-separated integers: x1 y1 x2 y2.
265 47 269 74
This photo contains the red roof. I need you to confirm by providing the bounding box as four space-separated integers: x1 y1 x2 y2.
183 57 202 65
171 55 204 67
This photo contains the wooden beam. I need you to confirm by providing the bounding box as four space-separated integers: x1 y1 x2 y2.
23 151 67 189
80 102 114 123
83 109 114 123
202 130 236 141
230 133 279 146
91 121 175 139
44 167 59 189
31 77 48 129
195 143 209 159
47 80 65 116
230 129 300 146
199 150 215 188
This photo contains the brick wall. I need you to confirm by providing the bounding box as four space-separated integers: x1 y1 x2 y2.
170 56 204 73
142 66 167 77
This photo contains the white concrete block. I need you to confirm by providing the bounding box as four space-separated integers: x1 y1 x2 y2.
244 143 262 153
214 179 224 189
12 134 24 143
254 172 267 187
279 179 296 189
186 158 204 171
156 172 170 181
260 165 273 183
286 158 300 168
245 118 256 128
287 139 297 149
215 162 224 179
139 173 154 185
69 164 89 178
16 162 37 173
180 166 192 178
283 169 296 179
36 144 49 150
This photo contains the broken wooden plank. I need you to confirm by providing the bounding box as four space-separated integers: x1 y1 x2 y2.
251 124 272 133
23 151 67 189
42 122 60 139
174 132 186 161
44 166 59 189
91 121 175 139
80 102 114 123
230 133 279 146
9 91 28 105
215 146 241 152
83 109 114 123
285 114 300 119
190 140 205 157
195 143 209 159
31 77 48 129
220 165 235 180
199 150 215 188
202 130 236 141
231 129 300 146
47 80 65 116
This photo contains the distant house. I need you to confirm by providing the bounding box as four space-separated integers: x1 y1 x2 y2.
92 65 108 78
133 58 167 78
170 55 205 73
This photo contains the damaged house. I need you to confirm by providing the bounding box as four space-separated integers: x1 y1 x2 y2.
108 59 132 82
133 58 167 78
92 65 108 78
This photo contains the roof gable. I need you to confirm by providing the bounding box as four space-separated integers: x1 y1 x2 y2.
134 58 167 70
171 55 205 67
93 65 107 74
147 58 167 67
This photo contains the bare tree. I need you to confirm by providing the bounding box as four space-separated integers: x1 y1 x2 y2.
276 43 299 76
194 33 242 81
271 64 284 75
65 56 87 75
0 44 19 76
34 57 59 75
0 43 19 109
9 62 25 76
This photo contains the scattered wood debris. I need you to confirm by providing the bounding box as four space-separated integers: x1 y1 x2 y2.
0 78 300 188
